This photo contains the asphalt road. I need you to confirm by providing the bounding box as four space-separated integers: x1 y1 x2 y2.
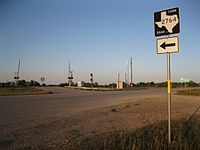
0 87 166 125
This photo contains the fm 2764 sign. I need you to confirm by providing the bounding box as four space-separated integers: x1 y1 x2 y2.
154 7 180 36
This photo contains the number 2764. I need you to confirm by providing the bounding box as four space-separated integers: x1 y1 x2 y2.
162 17 177 24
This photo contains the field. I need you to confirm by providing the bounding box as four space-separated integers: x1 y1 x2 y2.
0 87 200 149
0 87 52 96
177 88 200 96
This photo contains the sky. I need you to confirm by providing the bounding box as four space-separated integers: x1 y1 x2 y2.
0 0 200 84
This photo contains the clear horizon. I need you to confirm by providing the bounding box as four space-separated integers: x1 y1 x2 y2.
0 0 200 84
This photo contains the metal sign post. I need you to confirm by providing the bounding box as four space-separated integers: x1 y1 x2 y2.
40 77 45 93
167 53 171 145
90 73 93 89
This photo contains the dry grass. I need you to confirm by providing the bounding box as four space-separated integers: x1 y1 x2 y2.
70 117 200 150
176 88 200 96
0 87 52 96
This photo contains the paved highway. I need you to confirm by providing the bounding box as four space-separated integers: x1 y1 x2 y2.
0 87 166 125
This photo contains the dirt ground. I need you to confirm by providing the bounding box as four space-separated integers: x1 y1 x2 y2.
0 88 200 149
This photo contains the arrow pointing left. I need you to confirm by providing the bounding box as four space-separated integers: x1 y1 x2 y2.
160 42 176 49
156 36 179 54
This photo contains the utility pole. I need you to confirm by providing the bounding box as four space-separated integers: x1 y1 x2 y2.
130 57 133 86
14 59 20 87
125 73 127 83
125 73 128 88
127 58 129 85
68 61 70 78
117 73 120 89
67 61 73 86
17 59 20 79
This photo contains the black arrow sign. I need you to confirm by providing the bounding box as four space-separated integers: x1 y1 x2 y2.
160 42 175 49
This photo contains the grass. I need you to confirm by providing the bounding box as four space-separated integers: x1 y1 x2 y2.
0 87 52 96
67 117 200 150
176 88 200 96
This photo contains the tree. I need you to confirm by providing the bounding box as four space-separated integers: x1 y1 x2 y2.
146 82 155 87
137 82 146 87
94 82 98 87
30 80 40 86
188 81 198 87
18 80 26 87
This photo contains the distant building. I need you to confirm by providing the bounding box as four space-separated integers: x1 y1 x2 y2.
116 82 127 89
78 81 84 87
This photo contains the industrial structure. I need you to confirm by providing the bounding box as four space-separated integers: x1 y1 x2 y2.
117 57 134 89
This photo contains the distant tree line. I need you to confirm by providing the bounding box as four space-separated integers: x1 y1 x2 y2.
59 81 199 88
133 81 199 88
0 80 44 88
59 82 100 87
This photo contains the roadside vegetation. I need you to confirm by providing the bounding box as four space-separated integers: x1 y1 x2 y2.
0 80 51 96
0 80 43 87
59 81 200 88
176 88 200 96
0 87 52 96
2 80 198 89
68 117 200 150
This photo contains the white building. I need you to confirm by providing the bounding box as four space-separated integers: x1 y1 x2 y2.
116 82 128 89
77 81 84 87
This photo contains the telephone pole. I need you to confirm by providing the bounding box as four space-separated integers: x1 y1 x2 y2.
130 57 133 86
127 58 129 84
67 61 73 86
117 73 120 89
14 59 20 87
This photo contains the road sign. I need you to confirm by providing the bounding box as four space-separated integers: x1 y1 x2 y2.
41 77 45 82
156 36 179 54
180 78 190 83
154 7 180 36
154 7 181 145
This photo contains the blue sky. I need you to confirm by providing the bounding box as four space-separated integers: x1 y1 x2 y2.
0 0 200 84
